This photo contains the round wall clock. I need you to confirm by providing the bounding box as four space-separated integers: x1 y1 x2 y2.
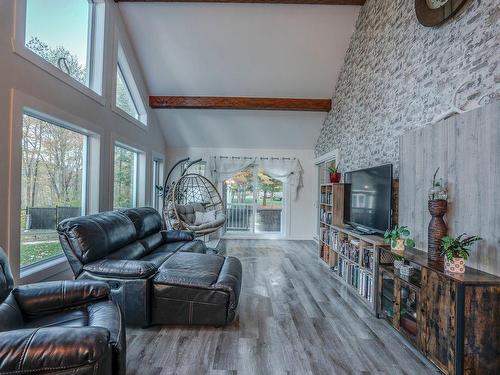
415 0 470 27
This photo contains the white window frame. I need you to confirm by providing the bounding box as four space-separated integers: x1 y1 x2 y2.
152 153 165 212
112 42 148 127
12 0 106 104
112 141 146 210
8 90 101 283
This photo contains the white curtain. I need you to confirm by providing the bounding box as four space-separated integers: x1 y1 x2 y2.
209 156 256 184
209 156 304 200
258 158 304 200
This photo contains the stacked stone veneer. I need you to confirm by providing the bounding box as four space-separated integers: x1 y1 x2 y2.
315 0 499 176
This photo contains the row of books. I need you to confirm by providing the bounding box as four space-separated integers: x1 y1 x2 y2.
331 230 348 252
320 227 333 245
319 209 332 224
320 191 333 205
337 259 373 303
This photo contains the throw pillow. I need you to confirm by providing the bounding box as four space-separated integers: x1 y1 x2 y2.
194 210 216 226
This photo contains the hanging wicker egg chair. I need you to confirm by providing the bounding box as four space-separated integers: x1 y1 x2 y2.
166 173 226 236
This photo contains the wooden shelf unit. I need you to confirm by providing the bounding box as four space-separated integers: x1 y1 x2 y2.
377 245 500 375
327 224 385 312
317 179 385 313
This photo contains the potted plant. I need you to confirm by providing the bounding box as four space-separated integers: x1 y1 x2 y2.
441 233 481 273
328 164 341 183
384 225 416 252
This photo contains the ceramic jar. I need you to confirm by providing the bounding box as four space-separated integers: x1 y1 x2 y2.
444 257 465 273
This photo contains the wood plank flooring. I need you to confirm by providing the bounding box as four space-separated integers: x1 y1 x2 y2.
126 240 439 375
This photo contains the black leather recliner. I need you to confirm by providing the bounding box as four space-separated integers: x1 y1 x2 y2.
0 247 125 375
57 207 242 327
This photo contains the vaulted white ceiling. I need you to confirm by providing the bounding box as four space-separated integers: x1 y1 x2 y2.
118 3 360 149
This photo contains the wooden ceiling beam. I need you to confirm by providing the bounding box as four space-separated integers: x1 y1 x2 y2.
116 1 365 5
150 96 332 112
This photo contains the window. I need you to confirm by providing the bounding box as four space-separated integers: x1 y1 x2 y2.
20 113 87 267
113 145 138 209
116 64 139 120
115 45 147 125
152 159 164 212
22 0 104 95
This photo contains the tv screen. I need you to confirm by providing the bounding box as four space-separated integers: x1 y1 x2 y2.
345 164 392 234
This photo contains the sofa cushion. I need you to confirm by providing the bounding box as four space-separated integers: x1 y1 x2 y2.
58 211 137 265
121 207 162 239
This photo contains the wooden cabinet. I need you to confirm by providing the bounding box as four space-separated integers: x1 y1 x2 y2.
377 246 500 375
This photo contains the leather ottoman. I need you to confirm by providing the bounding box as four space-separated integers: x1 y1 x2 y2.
152 252 242 325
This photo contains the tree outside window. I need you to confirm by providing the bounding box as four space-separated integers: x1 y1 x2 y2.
20 114 87 267
114 145 138 209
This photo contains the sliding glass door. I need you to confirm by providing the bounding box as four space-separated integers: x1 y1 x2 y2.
224 166 284 235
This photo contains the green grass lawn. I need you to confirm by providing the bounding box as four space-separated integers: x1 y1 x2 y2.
21 242 62 267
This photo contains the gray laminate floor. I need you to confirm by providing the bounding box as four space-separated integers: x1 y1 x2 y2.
126 239 439 375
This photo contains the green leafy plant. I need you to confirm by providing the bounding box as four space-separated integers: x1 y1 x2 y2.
384 226 416 248
432 167 440 188
328 164 340 174
441 233 482 261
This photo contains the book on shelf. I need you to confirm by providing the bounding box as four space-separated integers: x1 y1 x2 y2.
336 258 373 303
320 191 333 205
319 208 333 224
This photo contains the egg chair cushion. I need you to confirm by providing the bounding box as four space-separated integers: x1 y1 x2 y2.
185 211 226 232
175 203 206 225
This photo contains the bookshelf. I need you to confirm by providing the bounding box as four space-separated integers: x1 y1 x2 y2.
317 177 385 313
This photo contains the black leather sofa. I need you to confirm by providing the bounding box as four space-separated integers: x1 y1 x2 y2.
57 207 242 327
0 247 125 375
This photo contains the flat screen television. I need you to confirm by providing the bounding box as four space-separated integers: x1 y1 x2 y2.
344 164 392 234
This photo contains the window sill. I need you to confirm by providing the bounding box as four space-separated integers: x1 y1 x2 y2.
11 41 106 107
19 255 70 284
111 105 148 131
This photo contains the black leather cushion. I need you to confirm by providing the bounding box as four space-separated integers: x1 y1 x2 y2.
58 211 137 265
83 259 158 279
161 230 195 243
121 207 162 239
13 280 110 318
0 327 113 374
23 299 126 375
152 252 242 325
140 232 164 253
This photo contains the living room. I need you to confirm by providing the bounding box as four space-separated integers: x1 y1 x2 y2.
0 0 498 374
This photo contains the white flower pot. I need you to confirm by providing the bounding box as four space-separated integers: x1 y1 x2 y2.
444 257 465 273
391 239 405 252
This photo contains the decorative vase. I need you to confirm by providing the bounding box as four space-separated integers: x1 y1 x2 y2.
391 238 405 252
444 257 465 273
428 199 447 263
330 172 341 183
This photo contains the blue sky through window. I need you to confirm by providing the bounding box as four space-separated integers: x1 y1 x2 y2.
25 0 90 65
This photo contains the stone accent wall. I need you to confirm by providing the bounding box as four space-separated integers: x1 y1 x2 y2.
315 0 499 176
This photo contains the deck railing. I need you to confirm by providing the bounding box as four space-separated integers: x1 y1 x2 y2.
226 203 282 232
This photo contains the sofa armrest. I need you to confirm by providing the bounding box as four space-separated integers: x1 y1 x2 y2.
13 280 110 317
83 259 157 279
0 327 111 374
161 230 194 243
214 256 242 310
